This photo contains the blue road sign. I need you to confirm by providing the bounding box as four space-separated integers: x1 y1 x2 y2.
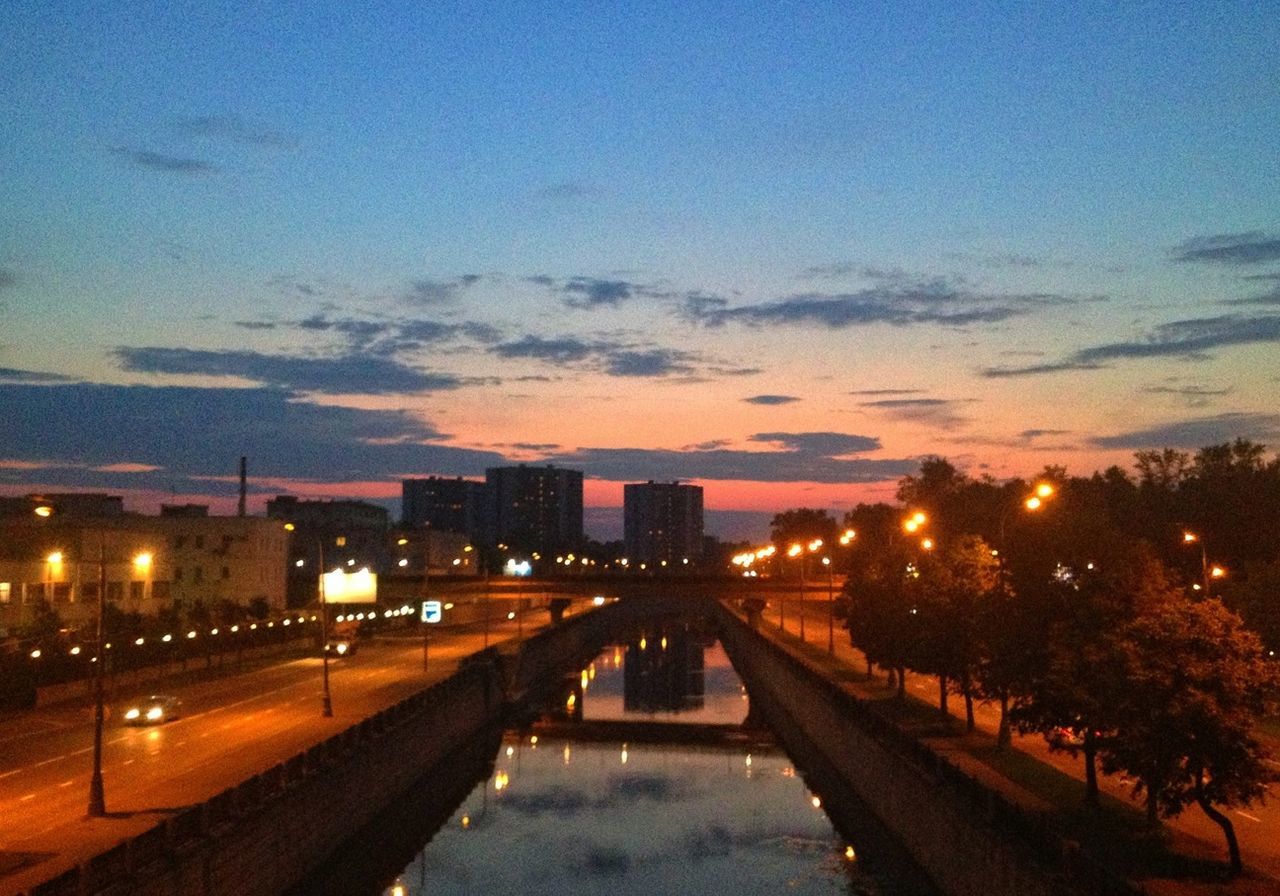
421 599 443 624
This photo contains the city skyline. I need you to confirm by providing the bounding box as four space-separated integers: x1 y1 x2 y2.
3 3 1278 540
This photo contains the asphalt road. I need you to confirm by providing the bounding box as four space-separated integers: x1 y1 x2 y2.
770 595 1280 883
0 606 550 896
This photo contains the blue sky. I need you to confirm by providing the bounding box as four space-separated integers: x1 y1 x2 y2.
2 2 1278 538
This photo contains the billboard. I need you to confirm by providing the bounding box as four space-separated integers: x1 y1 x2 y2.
320 567 378 603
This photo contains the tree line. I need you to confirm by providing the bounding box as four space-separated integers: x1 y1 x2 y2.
770 440 1280 876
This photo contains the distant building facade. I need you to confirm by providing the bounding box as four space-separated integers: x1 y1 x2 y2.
0 510 287 636
388 527 478 577
485 465 583 556
623 481 704 568
401 477 490 537
265 496 391 607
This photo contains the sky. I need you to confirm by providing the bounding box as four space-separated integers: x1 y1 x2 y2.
2 2 1278 540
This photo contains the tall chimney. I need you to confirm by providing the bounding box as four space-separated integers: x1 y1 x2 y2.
238 456 247 517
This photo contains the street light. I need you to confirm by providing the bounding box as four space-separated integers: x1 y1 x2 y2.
996 482 1055 587
317 542 333 718
1181 531 1224 595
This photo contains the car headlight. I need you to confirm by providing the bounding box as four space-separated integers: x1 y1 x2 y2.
335 643 348 655
124 707 141 721
146 706 164 721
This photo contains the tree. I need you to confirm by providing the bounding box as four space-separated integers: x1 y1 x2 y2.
1134 448 1191 492
1012 546 1180 804
845 545 916 699
20 598 65 644
910 534 999 727
1224 561 1280 656
770 509 837 554
1101 598 1279 875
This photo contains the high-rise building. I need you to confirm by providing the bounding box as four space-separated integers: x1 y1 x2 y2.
485 465 583 555
401 477 489 537
623 481 704 568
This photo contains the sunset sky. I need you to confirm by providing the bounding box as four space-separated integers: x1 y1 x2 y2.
3 3 1278 539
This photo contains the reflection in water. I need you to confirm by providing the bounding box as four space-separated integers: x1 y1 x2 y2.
623 625 705 713
579 625 748 726
383 735 879 896
373 633 936 895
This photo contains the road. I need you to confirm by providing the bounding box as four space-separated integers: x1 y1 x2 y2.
770 594 1280 883
0 605 556 896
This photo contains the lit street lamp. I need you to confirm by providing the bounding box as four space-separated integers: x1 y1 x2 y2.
996 482 1055 588
1182 531 1226 596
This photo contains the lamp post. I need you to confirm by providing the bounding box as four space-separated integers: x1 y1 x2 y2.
318 542 333 718
830 529 856 655
1181 531 1226 596
422 525 431 672
823 556 834 653
996 483 1055 588
87 540 107 817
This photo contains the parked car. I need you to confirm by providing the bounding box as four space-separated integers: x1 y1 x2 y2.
122 695 183 726
1046 726 1086 749
324 637 357 658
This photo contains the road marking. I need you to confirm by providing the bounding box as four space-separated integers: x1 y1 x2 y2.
1234 810 1261 822
58 779 75 788
19 793 35 802
0 745 92 781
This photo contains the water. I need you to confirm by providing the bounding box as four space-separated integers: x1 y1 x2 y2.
367 627 936 895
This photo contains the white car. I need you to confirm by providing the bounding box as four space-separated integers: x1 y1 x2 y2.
123 695 183 725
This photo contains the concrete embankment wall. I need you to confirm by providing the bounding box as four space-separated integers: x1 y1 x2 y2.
22 653 505 896
21 604 627 896
716 605 1135 896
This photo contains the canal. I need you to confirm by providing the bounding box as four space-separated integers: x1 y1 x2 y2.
296 619 938 895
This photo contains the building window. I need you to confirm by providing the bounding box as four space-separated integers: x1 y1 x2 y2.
130 581 144 601
195 535 205 549
153 581 171 602
221 566 230 580
82 582 99 601
0 582 9 603
174 566 184 582
194 566 203 584
107 582 124 602
174 535 187 549
53 583 72 603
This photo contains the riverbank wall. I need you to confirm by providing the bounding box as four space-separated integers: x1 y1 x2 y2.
716 604 1135 896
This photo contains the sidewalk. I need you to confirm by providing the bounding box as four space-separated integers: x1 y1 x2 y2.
759 600 1280 895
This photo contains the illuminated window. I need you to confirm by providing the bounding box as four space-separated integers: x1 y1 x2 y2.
0 582 9 603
